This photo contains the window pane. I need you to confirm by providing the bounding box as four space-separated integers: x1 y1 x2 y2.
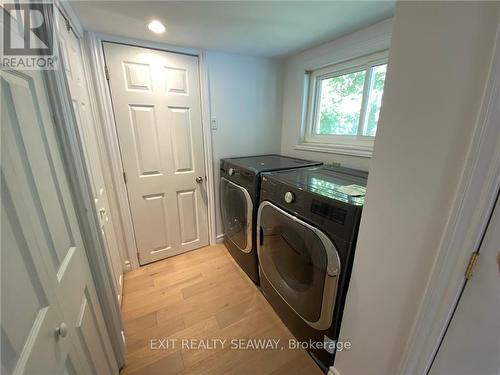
316 70 366 136
363 64 387 137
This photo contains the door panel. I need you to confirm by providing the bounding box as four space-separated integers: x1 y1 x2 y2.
4 73 75 269
165 66 188 93
75 290 112 375
129 105 161 176
178 189 199 244
141 193 172 254
123 61 152 91
56 11 123 302
1 185 66 375
72 100 97 194
1 46 117 374
430 198 500 375
170 107 195 173
103 42 209 265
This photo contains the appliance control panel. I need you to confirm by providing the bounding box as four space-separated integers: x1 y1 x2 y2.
260 174 362 242
284 191 295 203
220 160 256 194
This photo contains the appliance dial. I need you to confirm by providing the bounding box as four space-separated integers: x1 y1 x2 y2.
284 191 295 204
228 168 235 176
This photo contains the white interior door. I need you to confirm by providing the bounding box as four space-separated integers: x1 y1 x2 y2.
55 11 123 303
429 197 500 375
103 42 209 265
1 66 118 374
1 11 118 373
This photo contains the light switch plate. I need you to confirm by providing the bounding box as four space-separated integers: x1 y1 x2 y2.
210 116 217 130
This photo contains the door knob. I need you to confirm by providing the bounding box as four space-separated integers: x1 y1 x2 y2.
55 322 68 338
195 176 204 183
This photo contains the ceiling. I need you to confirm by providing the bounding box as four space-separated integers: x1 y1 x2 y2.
71 1 395 58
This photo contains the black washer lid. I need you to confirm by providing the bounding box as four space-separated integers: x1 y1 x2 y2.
224 154 321 173
266 165 368 206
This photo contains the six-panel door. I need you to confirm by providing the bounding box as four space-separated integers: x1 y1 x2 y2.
56 10 124 303
103 42 209 265
1 67 117 374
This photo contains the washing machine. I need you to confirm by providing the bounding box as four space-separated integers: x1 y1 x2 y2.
257 165 368 371
220 155 322 284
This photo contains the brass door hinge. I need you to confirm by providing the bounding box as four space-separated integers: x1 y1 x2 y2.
464 252 479 280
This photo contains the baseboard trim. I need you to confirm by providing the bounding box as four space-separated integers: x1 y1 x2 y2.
216 234 225 244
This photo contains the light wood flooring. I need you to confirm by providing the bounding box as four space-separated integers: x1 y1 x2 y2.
120 244 323 375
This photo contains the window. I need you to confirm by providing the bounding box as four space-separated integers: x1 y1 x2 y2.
299 51 388 157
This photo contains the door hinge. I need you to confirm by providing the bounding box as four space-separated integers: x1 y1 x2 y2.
123 172 127 184
105 66 110 81
464 252 479 280
65 18 72 33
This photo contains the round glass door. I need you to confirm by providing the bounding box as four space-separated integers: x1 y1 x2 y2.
258 201 340 329
220 177 252 253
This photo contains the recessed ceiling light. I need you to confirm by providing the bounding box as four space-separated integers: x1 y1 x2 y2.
148 20 166 34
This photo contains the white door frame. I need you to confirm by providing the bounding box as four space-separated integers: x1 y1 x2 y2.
398 28 500 375
84 32 216 270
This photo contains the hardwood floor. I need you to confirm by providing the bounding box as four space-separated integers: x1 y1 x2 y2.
120 244 323 375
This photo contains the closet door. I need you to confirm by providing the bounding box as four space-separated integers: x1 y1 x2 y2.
1 9 118 375
56 11 123 303
103 42 209 265
1 68 118 375
2 95 83 374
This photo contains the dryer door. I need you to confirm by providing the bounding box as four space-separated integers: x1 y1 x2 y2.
257 201 340 330
220 177 252 253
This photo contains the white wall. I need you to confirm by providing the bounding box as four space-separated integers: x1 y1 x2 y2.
279 19 393 171
206 51 284 237
334 2 500 375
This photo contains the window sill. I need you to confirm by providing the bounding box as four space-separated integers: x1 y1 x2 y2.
295 141 373 158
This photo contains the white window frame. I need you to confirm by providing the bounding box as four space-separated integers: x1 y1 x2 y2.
298 50 389 158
